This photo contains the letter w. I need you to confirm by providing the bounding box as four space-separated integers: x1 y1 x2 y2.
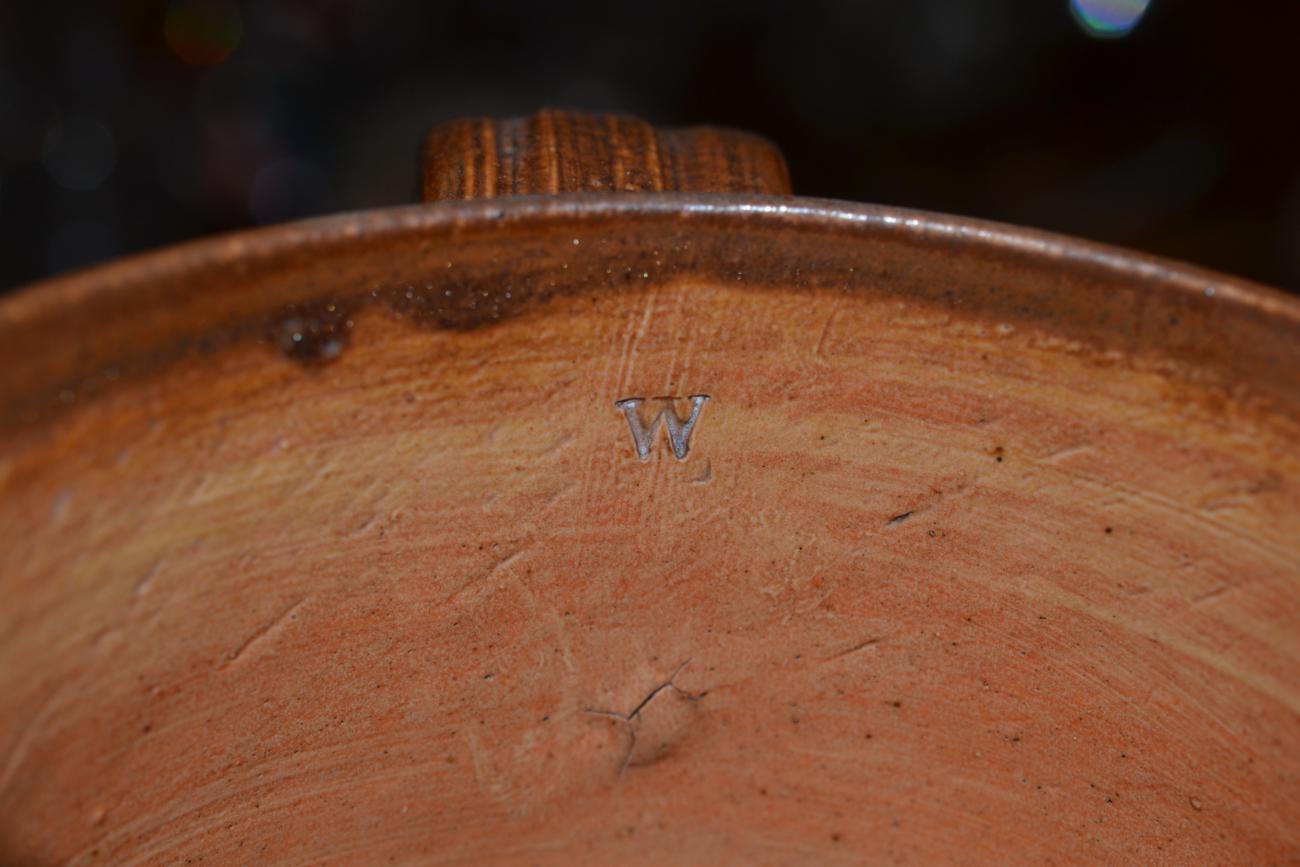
615 395 710 461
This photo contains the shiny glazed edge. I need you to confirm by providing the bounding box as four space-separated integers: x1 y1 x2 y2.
2 194 1299 432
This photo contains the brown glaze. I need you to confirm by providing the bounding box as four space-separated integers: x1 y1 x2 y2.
1 114 1298 864
421 110 792 200
3 197 1298 435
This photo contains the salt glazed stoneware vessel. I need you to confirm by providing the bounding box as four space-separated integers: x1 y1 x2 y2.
1 111 1298 865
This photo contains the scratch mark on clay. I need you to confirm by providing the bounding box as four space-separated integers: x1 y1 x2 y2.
543 482 579 510
1200 497 1248 513
133 559 165 598
486 548 524 578
506 568 577 678
659 288 688 395
813 297 841 356
447 549 526 604
350 513 379 537
221 597 308 670
824 635 886 661
1190 584 1231 605
884 475 973 527
50 488 73 524
691 459 713 485
463 729 509 801
540 430 576 457
795 587 835 617
1039 444 1096 465
0 684 73 800
617 287 657 394
1076 475 1300 573
781 534 818 589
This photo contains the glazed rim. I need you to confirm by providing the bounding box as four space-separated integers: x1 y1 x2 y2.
2 193 1299 431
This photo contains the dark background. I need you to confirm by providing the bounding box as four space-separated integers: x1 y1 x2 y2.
2 0 1298 293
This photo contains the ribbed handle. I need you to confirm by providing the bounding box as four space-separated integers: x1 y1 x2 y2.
421 109 792 201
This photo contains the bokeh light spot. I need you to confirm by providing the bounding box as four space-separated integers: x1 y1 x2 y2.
165 0 243 66
1070 0 1151 38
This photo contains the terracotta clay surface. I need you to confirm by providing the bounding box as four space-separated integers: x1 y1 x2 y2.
1 114 1298 865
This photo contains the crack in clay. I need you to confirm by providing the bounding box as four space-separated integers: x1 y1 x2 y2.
585 659 697 776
